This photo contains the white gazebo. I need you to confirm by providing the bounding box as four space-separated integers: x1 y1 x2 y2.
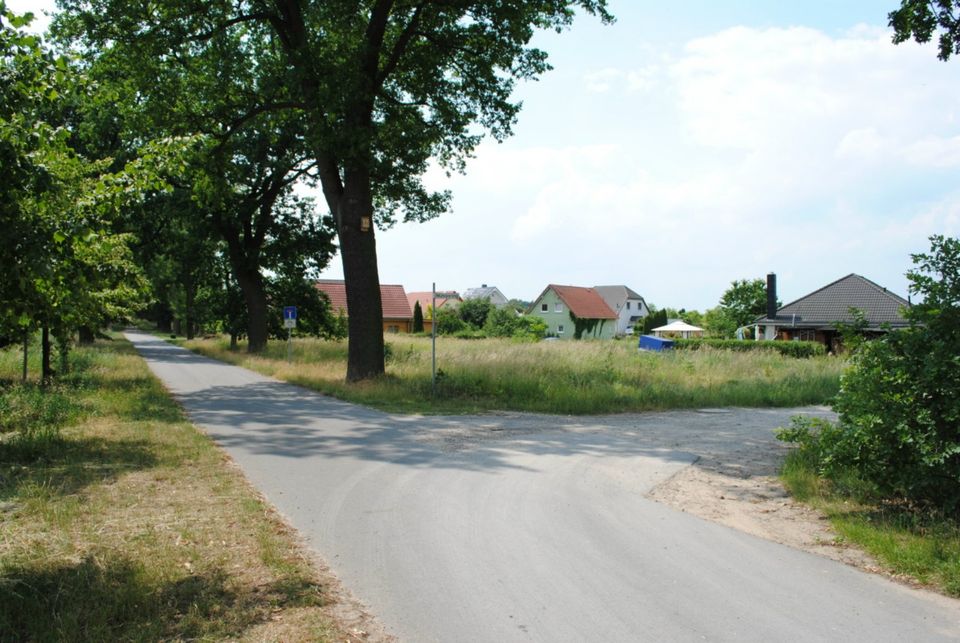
652 321 704 339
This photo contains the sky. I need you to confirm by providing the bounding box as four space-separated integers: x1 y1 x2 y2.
11 0 960 310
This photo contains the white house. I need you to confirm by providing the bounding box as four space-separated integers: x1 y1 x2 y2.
462 284 509 307
594 285 650 335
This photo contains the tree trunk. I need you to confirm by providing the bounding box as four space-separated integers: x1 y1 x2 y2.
57 335 70 375
78 326 96 344
235 267 269 353
185 279 196 340
22 332 28 383
41 323 53 383
338 174 385 381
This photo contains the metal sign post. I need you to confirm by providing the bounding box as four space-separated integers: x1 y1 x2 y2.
283 306 297 362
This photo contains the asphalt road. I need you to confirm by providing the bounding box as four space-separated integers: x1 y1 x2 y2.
126 331 960 642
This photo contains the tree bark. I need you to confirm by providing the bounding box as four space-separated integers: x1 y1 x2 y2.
235 266 269 353
21 332 28 383
78 326 96 344
41 323 52 383
185 277 196 340
338 172 385 381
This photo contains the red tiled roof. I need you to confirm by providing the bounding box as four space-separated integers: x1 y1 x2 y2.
315 280 412 320
549 284 617 319
406 291 461 313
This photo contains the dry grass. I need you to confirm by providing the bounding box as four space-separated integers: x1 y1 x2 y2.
183 334 846 415
0 338 358 641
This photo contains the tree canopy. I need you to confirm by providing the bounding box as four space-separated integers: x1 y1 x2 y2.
718 278 775 332
890 0 960 60
1 7 185 377
54 0 612 380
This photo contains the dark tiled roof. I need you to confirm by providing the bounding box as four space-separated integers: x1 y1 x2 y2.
315 280 412 320
757 274 910 329
544 285 617 320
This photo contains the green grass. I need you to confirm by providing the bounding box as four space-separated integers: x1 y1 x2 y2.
782 452 960 597
0 336 341 641
182 334 846 414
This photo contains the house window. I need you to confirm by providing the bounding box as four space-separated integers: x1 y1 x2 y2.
626 302 631 310
555 302 562 313
387 325 400 334
558 325 564 334
541 303 548 312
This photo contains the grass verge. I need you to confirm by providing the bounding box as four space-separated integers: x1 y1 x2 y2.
182 334 845 415
0 337 347 641
781 452 960 597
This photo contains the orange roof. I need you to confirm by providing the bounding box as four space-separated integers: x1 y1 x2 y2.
544 284 617 319
315 280 412 320
406 291 461 313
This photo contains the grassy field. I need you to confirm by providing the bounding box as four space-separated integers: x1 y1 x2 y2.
0 337 348 641
182 334 845 414
782 453 960 597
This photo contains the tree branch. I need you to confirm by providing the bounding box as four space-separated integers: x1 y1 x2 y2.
187 12 276 42
377 4 425 86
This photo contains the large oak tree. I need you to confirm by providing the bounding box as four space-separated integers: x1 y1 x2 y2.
57 0 611 380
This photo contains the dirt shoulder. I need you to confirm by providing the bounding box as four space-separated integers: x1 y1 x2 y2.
646 441 882 572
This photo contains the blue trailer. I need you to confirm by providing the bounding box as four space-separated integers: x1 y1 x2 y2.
638 334 674 352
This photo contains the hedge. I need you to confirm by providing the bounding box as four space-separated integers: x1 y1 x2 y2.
673 338 826 358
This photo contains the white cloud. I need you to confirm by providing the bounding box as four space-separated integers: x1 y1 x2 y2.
366 23 960 309
903 135 960 167
835 127 888 159
584 68 624 93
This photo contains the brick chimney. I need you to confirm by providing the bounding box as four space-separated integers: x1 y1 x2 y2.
766 273 777 320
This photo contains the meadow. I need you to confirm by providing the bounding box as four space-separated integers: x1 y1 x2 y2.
0 338 345 640
183 335 846 414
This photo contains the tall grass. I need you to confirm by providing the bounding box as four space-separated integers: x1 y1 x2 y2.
0 337 341 640
184 335 845 414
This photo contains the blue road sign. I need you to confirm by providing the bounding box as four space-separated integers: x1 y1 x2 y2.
283 306 297 320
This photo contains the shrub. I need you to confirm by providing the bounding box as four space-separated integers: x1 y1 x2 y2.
483 308 546 340
458 297 493 329
433 307 466 334
779 235 960 514
675 338 825 358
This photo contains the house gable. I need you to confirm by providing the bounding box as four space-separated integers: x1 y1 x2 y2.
463 285 509 307
594 285 650 333
528 284 616 339
757 273 909 330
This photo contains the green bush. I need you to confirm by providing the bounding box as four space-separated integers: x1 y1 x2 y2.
779 235 960 514
458 297 493 329
675 337 825 358
483 308 547 340
433 307 466 334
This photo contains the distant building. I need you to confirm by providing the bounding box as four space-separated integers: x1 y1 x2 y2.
528 285 617 339
593 285 650 335
407 291 461 315
754 273 910 352
315 280 413 334
462 285 509 307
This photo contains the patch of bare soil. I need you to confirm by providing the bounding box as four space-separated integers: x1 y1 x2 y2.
647 442 882 572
